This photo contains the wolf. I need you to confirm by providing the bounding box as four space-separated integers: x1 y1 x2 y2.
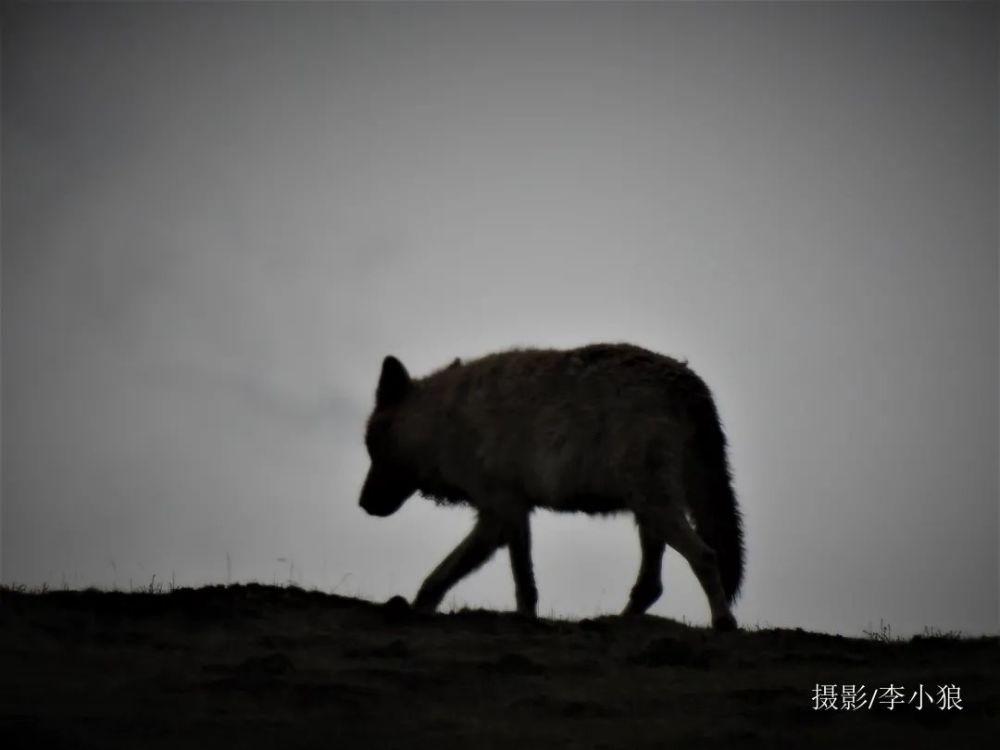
358 343 745 631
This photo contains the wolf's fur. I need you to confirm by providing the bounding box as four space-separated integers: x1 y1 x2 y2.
359 343 745 630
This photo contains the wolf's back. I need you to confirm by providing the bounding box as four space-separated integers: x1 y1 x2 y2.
555 343 746 602
418 344 745 602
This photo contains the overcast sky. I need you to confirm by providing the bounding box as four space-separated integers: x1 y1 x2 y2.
2 1 997 637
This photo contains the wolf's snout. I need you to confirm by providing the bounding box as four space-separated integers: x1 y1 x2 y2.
359 497 395 517
358 465 413 517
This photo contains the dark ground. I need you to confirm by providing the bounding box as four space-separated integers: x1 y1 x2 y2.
1 584 996 749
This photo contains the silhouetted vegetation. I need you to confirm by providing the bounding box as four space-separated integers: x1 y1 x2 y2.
2 584 997 748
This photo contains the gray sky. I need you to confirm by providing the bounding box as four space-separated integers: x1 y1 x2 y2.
2 1 997 637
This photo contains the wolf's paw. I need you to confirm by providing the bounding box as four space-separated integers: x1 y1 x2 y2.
712 613 738 632
411 595 441 616
382 595 412 622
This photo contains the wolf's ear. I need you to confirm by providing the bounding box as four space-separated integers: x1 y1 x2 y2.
376 355 411 408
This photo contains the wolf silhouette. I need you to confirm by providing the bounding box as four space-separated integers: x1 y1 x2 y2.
359 343 745 630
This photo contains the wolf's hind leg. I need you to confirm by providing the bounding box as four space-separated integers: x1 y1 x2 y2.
413 514 505 613
508 514 537 617
654 505 737 631
622 521 665 615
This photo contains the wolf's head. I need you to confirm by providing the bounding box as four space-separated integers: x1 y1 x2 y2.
359 355 419 517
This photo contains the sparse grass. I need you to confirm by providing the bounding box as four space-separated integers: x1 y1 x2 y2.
862 618 900 643
913 625 966 642
1 576 370 602
3 582 997 749
745 620 779 633
0 581 987 644
860 620 972 644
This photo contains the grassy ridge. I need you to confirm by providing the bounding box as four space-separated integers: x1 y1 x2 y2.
1 584 997 749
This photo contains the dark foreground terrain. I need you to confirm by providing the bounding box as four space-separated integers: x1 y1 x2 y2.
1 584 997 749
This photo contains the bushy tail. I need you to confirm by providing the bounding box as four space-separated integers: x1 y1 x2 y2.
687 391 745 604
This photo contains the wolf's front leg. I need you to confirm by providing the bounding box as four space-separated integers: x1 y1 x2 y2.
413 514 506 613
508 514 537 617
622 521 666 616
